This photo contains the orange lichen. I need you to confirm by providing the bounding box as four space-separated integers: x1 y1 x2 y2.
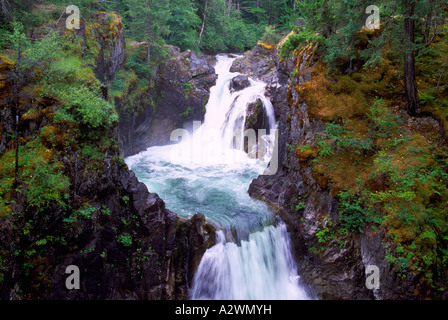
257 42 275 50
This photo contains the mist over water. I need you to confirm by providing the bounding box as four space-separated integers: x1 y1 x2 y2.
126 54 313 300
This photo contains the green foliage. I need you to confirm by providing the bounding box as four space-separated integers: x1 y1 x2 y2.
295 202 305 211
80 144 105 162
279 28 324 58
26 159 70 212
117 233 133 247
166 0 201 51
260 25 283 46
180 106 192 118
183 82 193 92
64 204 96 225
125 46 151 79
78 205 97 219
337 189 367 233
5 23 118 133
316 218 336 244
366 98 402 139
61 84 118 129
316 139 334 157
324 122 348 139
122 195 130 206
124 0 170 48
101 205 111 216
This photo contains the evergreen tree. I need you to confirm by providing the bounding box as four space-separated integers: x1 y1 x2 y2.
125 0 170 76
166 0 201 51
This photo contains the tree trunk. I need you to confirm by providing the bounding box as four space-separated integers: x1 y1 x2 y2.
14 109 19 186
146 0 151 81
424 5 433 44
404 0 420 116
198 0 208 47
13 38 22 188
0 0 11 16
323 1 331 38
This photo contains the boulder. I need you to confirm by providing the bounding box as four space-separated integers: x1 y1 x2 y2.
117 46 218 157
230 75 251 92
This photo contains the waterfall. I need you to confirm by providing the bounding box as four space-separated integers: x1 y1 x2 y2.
188 54 277 167
189 55 312 300
126 54 313 300
190 222 311 300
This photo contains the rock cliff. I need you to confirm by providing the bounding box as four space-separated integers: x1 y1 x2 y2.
117 47 217 157
0 12 215 300
242 42 447 299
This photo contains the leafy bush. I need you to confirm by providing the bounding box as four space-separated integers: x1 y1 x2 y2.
337 189 367 233
316 139 334 157
61 84 118 129
367 98 402 139
295 202 305 211
125 46 151 79
260 25 283 46
26 159 70 211
117 233 133 247
279 28 324 58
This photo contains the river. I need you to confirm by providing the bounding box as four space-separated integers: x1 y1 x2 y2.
125 54 313 300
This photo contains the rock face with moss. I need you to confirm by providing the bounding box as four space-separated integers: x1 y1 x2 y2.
117 47 217 157
247 46 375 298
90 12 126 86
0 12 215 300
246 37 448 299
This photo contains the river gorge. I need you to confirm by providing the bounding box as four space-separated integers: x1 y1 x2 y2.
126 55 314 300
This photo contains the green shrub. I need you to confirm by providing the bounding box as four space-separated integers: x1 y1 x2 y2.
316 218 336 244
80 144 105 161
183 82 193 92
61 84 118 129
295 201 305 211
279 27 324 58
260 25 283 46
117 233 133 247
122 195 130 206
337 189 367 233
126 46 151 79
26 160 70 211
367 98 402 139
316 139 334 157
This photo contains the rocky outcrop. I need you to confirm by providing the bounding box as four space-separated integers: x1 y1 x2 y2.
117 47 217 157
243 43 433 299
230 75 251 92
91 12 126 85
0 145 215 300
230 44 278 87
244 99 265 132
0 14 215 300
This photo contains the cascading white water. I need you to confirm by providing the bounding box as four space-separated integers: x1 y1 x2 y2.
190 223 310 300
126 54 313 300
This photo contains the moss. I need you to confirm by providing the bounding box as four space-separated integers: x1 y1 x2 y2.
290 31 448 286
295 145 317 162
257 42 275 50
0 56 14 99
